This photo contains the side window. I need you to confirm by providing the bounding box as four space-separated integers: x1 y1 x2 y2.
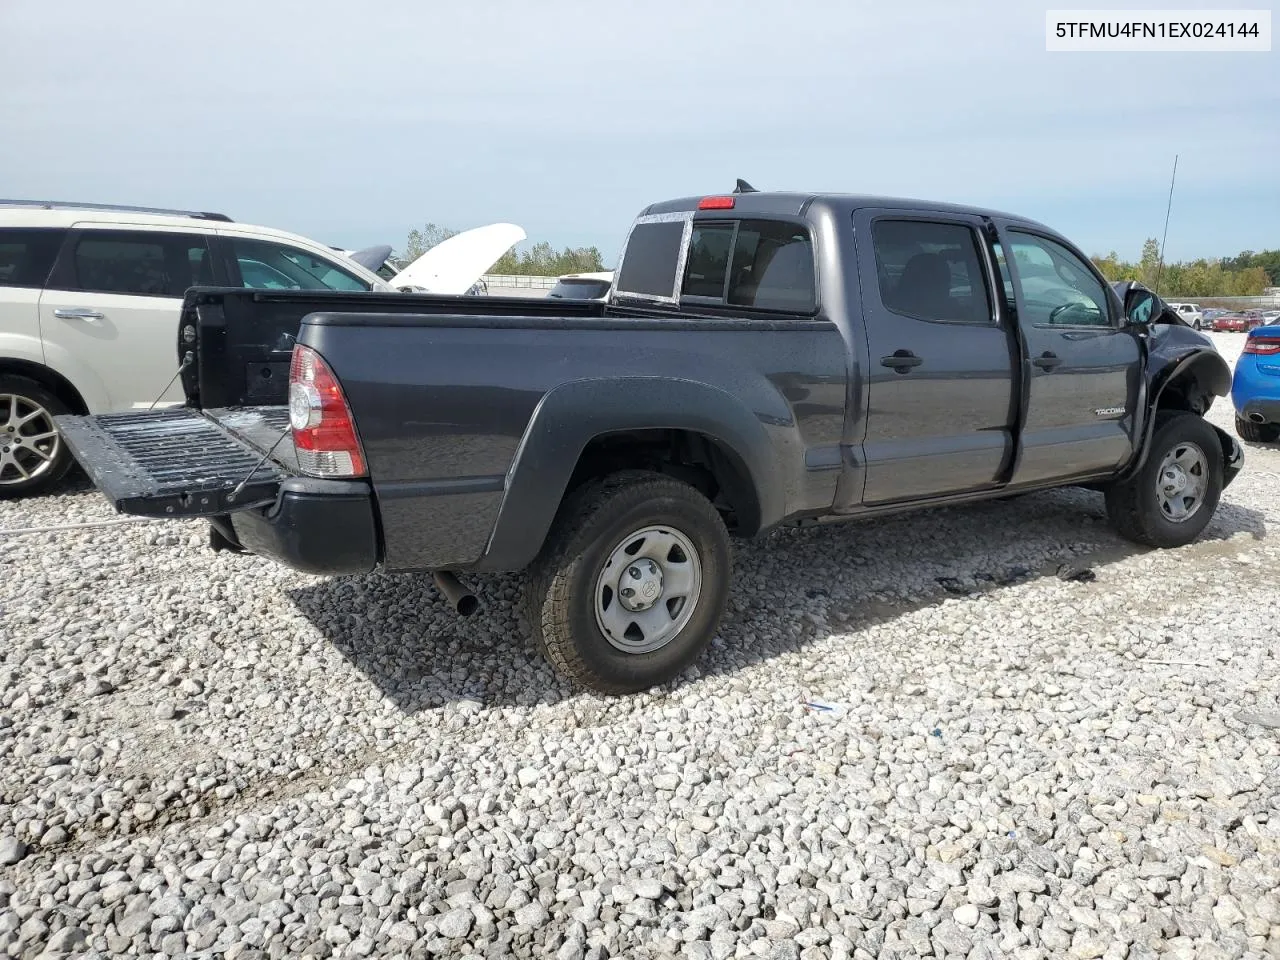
230 238 371 292
1006 231 1111 327
679 219 817 312
0 228 67 289
615 220 686 300
871 220 992 324
66 231 211 298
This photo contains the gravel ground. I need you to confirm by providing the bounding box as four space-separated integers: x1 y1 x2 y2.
1 331 1277 960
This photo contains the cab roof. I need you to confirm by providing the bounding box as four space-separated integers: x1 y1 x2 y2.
640 190 1051 231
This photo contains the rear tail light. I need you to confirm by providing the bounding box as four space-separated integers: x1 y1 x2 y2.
698 196 735 210
1243 338 1280 356
288 345 367 477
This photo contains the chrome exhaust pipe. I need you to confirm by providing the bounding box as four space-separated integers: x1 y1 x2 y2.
1249 412 1267 424
432 571 479 617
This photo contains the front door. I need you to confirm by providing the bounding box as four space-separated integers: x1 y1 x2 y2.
991 222 1141 485
853 211 1018 505
38 226 216 411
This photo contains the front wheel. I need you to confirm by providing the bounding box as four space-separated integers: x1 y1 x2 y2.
1104 412 1223 548
1235 414 1280 444
524 471 731 694
0 376 74 499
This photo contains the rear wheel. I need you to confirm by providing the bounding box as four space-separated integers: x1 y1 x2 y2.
1104 412 1222 548
524 471 731 694
1235 414 1280 444
0 376 74 499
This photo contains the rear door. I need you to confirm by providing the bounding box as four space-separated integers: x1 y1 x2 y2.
38 225 220 411
852 209 1017 503
0 227 66 366
989 221 1141 484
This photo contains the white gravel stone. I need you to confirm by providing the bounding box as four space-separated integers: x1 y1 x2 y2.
0 836 26 865
438 908 474 939
0 333 1275 959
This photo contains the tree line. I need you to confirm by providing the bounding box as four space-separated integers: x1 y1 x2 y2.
400 223 606 276
1091 240 1278 298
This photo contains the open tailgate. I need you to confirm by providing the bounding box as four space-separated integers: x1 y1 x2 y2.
56 408 286 518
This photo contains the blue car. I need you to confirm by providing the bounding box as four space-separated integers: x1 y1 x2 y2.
1232 324 1280 442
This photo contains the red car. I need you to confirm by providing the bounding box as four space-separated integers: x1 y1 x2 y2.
1213 313 1251 332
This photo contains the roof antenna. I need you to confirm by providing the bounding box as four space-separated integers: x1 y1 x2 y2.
734 179 758 194
1153 154 1178 296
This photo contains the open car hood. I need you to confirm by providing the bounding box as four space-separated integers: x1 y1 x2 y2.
346 244 394 272
389 223 526 294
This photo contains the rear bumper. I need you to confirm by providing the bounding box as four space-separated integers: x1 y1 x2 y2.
1231 360 1280 424
228 478 380 577
1236 398 1280 424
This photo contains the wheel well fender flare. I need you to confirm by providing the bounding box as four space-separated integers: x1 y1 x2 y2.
1121 348 1232 482
1126 350 1244 483
478 377 782 571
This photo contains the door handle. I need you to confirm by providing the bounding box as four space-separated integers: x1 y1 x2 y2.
880 350 923 373
54 308 105 321
1032 351 1062 370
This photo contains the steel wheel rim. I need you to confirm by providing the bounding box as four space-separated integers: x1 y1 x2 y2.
0 393 61 486
1155 441 1208 523
594 524 703 654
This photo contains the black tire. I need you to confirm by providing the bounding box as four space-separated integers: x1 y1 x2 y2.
523 470 731 695
1104 412 1223 548
0 375 74 499
1235 414 1280 444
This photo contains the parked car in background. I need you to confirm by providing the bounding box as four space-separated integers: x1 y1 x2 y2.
547 271 614 301
1231 323 1280 442
1166 301 1204 329
0 200 522 497
1213 313 1251 332
335 244 401 280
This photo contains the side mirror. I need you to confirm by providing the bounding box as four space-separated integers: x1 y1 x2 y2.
1124 288 1158 326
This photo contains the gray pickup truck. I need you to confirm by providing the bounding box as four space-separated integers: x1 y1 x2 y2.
58 185 1243 694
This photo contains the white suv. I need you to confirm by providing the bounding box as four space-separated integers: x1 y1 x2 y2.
0 199 397 497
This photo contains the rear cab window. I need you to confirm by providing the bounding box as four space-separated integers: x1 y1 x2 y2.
614 220 686 300
614 213 817 313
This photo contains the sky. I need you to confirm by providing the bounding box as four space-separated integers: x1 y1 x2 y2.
1 0 1277 266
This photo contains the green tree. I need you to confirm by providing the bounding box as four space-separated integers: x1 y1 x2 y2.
1139 237 1162 290
488 242 606 277
1089 241 1276 297
1222 249 1280 285
400 223 459 262
400 224 606 277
